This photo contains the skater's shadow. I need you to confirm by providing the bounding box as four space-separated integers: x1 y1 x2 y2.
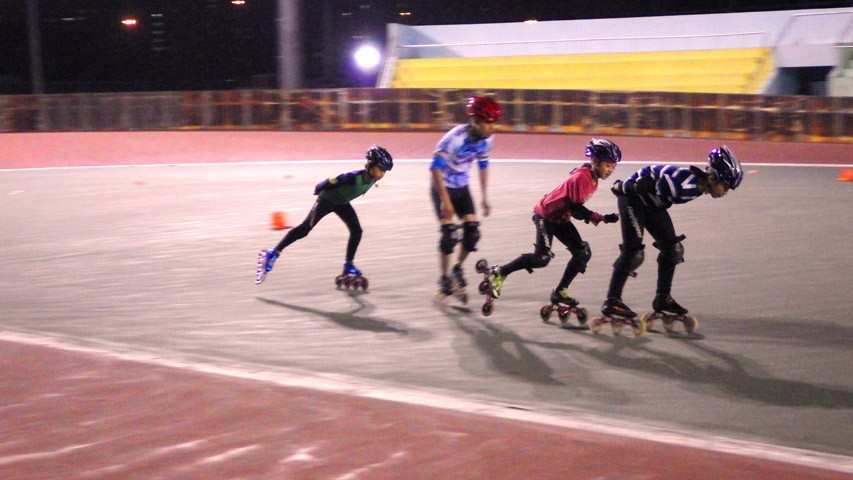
440 307 563 386
257 296 431 340
531 329 853 409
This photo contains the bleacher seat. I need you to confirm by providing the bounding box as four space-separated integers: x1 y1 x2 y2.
391 48 773 94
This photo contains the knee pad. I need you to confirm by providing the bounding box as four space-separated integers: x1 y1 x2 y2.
656 238 685 266
439 224 460 255
615 244 645 272
568 241 592 273
528 252 552 269
462 221 481 252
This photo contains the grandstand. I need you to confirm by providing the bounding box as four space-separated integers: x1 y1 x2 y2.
380 9 853 96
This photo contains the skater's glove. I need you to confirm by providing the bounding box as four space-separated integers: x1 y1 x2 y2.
587 212 604 226
603 213 619 224
610 180 625 197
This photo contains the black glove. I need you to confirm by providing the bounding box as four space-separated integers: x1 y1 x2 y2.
603 213 619 224
611 180 625 197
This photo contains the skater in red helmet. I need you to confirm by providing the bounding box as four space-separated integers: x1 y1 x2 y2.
430 95 502 304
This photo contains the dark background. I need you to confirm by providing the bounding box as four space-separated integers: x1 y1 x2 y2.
0 0 849 93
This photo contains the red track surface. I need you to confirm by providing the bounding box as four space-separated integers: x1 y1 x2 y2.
1 340 848 480
0 131 850 169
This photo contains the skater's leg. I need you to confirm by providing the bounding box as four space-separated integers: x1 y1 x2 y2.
275 200 335 253
499 215 553 277
552 223 588 291
606 196 646 300
334 203 363 264
438 222 458 276
646 209 682 299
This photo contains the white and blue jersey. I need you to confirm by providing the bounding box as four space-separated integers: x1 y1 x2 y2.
624 165 703 209
429 124 493 189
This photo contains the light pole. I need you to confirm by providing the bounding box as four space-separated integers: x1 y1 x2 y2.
26 0 44 94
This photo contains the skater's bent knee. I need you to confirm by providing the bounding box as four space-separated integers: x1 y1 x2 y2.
657 241 684 265
462 221 480 252
569 241 592 272
614 244 645 271
439 223 460 254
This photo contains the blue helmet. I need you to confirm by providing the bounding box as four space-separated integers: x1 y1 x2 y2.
585 138 622 163
366 145 393 171
708 146 743 190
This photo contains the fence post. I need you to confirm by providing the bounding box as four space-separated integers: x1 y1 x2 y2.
201 91 213 128
241 90 251 128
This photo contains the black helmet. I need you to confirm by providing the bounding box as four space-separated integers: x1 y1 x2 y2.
708 146 743 190
366 145 393 171
585 138 622 163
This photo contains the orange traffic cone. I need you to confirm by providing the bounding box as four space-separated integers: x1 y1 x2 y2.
271 211 289 230
837 169 853 182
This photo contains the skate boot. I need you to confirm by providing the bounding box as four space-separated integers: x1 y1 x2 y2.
643 294 698 334
540 288 587 327
255 249 279 285
486 266 505 299
336 263 368 290
591 297 645 336
450 264 469 304
601 297 637 318
653 294 688 315
436 274 454 300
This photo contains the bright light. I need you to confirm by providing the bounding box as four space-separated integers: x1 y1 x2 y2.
524 19 538 23
399 11 412 17
121 17 138 27
231 0 246 5
353 44 381 71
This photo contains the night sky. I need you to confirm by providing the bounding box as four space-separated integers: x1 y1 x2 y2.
0 0 848 93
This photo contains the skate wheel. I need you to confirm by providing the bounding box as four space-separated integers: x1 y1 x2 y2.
662 316 676 334
684 315 698 333
633 317 647 337
360 277 369 291
478 280 489 295
576 308 588 326
612 321 624 335
539 305 552 322
335 275 344 288
475 259 488 274
640 312 654 330
482 301 494 317
558 311 569 324
590 317 604 333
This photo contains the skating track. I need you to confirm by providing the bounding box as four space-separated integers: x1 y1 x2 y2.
1 131 852 479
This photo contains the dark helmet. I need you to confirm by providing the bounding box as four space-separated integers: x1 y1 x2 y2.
466 96 502 123
585 138 622 163
708 146 743 190
366 145 393 171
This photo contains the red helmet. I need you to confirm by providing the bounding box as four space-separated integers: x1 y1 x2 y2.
466 96 502 123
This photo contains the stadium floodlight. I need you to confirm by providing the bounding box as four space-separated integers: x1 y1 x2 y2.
353 44 381 72
121 17 138 28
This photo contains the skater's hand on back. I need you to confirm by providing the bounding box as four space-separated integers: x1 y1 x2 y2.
587 212 604 225
611 180 625 197
603 213 619 224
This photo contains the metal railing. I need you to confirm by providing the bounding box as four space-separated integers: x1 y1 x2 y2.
1 88 850 143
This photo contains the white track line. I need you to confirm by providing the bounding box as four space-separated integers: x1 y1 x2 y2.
0 158 851 173
1 329 852 475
